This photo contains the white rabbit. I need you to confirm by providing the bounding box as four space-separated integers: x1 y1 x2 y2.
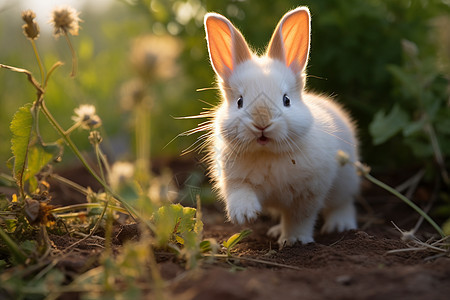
203 7 360 247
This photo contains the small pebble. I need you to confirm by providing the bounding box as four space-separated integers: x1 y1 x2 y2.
336 275 353 286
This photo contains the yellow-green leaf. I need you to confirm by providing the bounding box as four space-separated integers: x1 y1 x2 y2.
10 104 33 189
222 229 252 252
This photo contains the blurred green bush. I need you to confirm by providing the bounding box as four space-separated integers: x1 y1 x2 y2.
1 0 449 179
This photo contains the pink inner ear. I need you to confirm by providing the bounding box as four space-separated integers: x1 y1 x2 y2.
282 15 309 74
206 17 234 77
205 14 252 80
266 8 310 75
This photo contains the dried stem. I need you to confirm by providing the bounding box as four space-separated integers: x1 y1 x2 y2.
362 170 445 238
64 32 77 77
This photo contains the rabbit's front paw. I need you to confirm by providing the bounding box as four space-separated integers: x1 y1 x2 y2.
267 224 281 238
227 191 262 225
277 235 314 249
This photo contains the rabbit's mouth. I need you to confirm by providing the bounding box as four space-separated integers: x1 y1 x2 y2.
257 135 270 145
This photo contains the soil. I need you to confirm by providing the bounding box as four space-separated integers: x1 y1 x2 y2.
13 163 450 299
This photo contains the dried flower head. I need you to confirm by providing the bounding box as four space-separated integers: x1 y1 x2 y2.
354 161 371 176
130 35 182 81
50 6 81 37
72 104 102 130
336 150 350 166
88 130 103 145
119 78 147 111
21 10 40 40
109 162 135 190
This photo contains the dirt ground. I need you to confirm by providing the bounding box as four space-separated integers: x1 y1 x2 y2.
45 164 450 300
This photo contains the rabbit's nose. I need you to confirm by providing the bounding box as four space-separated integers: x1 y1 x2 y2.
253 124 270 131
252 105 273 127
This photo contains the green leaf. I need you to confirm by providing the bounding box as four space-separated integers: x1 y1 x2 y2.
10 103 33 190
23 140 63 191
222 229 252 254
369 104 409 145
200 240 212 253
152 204 198 246
403 118 426 137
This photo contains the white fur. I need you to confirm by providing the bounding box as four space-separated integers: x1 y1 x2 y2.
204 9 360 247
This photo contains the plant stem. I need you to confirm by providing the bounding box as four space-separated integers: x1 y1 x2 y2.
64 32 77 77
63 200 110 253
135 102 151 191
202 253 304 271
30 40 45 84
50 203 128 215
94 143 111 187
363 172 446 238
51 173 88 195
64 122 81 136
44 61 64 89
425 123 449 186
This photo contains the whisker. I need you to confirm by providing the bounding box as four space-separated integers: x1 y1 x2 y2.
163 134 182 150
181 124 212 136
181 131 213 155
306 74 328 80
171 112 212 120
196 87 221 92
182 138 207 155
197 98 216 107
164 122 211 150
316 128 356 147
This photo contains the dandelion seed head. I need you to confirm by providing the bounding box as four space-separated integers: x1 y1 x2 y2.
119 78 147 111
72 104 102 130
21 10 40 40
130 35 182 81
50 6 81 37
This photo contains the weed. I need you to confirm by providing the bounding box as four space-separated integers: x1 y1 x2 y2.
222 229 253 257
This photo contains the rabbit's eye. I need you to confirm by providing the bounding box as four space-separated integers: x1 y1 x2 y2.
283 94 291 107
237 96 243 109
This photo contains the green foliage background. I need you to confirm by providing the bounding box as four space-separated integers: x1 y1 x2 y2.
1 0 449 174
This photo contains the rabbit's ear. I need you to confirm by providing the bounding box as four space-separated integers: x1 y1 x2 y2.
267 7 310 75
204 13 252 81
